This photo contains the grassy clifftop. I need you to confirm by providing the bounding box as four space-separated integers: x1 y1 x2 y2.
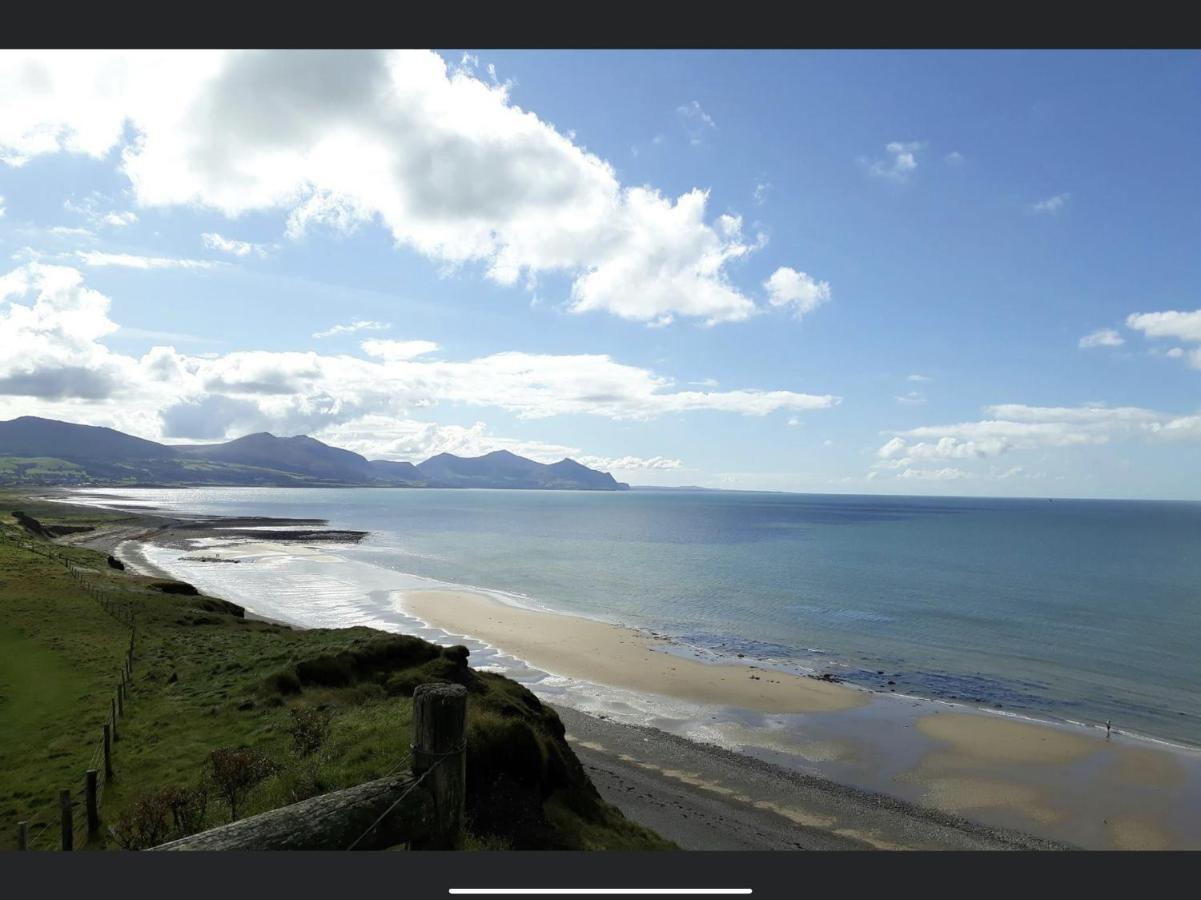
0 498 672 851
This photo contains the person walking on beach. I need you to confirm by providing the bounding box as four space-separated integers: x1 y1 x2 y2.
1106 720 1111 740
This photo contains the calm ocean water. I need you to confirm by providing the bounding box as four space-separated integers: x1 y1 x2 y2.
79 487 1201 747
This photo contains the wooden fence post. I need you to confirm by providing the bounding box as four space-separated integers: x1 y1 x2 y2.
17 821 28 851
410 683 467 850
103 724 113 781
117 681 124 717
60 790 73 851
86 770 99 836
111 698 119 740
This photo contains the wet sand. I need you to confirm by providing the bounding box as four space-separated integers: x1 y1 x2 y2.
401 588 867 715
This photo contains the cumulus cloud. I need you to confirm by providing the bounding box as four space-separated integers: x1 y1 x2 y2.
874 403 1184 480
1079 328 1124 349
1030 193 1070 214
865 141 922 181
359 339 438 359
0 262 126 399
312 320 392 339
0 50 816 326
763 267 831 319
0 263 838 456
1126 310 1201 368
314 417 582 464
160 394 264 439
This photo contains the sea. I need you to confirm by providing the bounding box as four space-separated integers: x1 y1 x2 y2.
71 486 1201 750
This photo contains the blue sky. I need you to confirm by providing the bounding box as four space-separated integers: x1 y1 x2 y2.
1 50 1199 498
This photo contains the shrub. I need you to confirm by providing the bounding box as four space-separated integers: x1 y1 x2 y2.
287 707 333 757
151 580 200 596
266 668 302 695
207 748 279 822
162 784 209 838
110 790 172 850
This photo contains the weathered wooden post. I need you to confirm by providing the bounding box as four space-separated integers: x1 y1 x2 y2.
17 821 28 851
117 681 124 717
103 724 113 781
410 683 467 850
60 790 73 851
111 698 119 740
86 770 100 837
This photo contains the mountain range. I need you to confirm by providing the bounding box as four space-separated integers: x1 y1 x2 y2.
0 417 629 491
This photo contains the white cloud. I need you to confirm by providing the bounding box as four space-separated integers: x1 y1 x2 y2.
0 262 127 399
865 141 922 181
577 455 683 471
1127 310 1201 369
763 267 831 319
312 319 393 339
102 211 137 227
0 263 839 449
895 391 926 405
677 100 716 145
201 232 268 258
944 151 964 165
0 195 5 217
897 466 969 481
0 50 807 327
1030 193 1070 214
313 417 580 464
1079 328 1124 349
359 339 439 359
982 403 1162 425
907 373 933 383
753 181 771 206
876 403 1183 475
1126 310 1201 344
62 194 139 229
77 251 219 270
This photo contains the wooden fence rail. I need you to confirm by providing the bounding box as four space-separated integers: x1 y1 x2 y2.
152 683 468 851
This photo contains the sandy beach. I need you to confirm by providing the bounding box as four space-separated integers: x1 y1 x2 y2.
401 588 866 714
398 584 1201 849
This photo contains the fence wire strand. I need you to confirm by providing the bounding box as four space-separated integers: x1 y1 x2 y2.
344 758 442 851
4 532 139 851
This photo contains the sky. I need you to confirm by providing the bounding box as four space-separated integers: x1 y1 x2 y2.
1 49 1200 499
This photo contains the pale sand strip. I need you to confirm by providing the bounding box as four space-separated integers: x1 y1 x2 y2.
401 589 867 714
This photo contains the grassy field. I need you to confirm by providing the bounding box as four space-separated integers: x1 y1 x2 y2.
0 497 672 851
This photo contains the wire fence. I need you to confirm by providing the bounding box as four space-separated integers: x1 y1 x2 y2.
5 531 139 851
7 528 447 853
